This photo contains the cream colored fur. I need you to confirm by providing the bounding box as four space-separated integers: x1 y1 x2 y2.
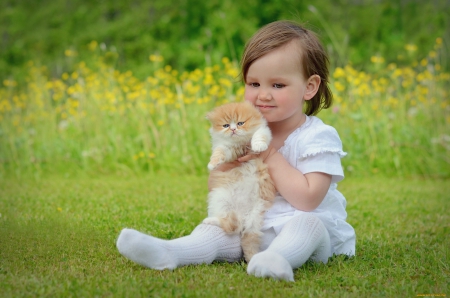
204 102 276 262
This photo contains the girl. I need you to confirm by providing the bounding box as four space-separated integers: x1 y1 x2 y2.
116 20 355 282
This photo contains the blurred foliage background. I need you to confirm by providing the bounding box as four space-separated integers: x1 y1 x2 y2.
0 0 449 178
1 0 449 80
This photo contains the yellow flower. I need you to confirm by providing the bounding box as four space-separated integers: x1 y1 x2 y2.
226 68 239 78
88 40 98 51
64 49 77 57
387 63 397 70
208 85 220 96
219 78 232 88
236 86 245 97
387 97 399 108
418 86 429 95
67 86 76 95
71 72 79 80
333 67 345 79
405 44 417 52
69 108 77 116
392 69 403 78
3 79 17 87
334 81 345 92
204 66 213 74
203 74 214 85
370 56 385 64
149 54 164 62
402 80 412 88
0 99 12 112
356 83 370 96
69 98 79 108
352 78 361 86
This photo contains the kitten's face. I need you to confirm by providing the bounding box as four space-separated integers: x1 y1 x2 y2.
206 102 264 140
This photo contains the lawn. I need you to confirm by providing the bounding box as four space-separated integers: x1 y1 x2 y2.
0 174 448 297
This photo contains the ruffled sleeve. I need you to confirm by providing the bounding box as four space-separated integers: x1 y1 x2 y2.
293 117 347 183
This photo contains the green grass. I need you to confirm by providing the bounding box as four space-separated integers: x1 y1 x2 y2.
1 174 449 297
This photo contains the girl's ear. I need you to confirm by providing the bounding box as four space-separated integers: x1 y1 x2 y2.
303 74 321 101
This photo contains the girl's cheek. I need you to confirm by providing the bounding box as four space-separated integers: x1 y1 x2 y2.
244 88 256 102
243 90 251 101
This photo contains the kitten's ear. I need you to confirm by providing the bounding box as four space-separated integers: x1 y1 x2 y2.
205 110 214 121
206 105 222 121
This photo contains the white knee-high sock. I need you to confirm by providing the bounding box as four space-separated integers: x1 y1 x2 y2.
247 213 331 281
116 224 242 270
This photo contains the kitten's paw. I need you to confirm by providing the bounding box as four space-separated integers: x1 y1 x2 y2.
251 139 269 153
207 161 223 171
207 162 217 171
202 217 221 227
208 156 225 171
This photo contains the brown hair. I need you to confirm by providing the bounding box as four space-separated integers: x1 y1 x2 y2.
241 20 333 116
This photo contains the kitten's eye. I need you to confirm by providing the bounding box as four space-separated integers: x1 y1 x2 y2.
237 122 245 126
223 124 230 128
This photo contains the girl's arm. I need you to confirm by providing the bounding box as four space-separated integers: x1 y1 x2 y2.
240 148 331 211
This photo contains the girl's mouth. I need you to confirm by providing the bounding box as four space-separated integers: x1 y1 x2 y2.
257 105 275 110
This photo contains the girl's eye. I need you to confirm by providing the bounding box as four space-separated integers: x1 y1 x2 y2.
237 122 245 126
250 82 260 87
274 83 284 89
223 124 230 128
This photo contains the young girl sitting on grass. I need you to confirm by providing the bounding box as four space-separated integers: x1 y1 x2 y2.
116 20 355 282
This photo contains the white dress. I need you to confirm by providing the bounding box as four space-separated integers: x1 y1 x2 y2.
262 115 356 256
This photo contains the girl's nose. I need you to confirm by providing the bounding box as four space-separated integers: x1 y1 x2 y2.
258 88 272 101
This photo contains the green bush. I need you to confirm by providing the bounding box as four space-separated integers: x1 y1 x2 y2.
1 0 449 81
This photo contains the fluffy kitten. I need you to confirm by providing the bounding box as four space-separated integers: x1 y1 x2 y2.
203 101 276 262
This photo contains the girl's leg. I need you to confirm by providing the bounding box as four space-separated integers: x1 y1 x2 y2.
247 213 331 281
116 224 242 270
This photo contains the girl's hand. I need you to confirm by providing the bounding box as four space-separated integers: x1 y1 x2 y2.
238 146 278 163
208 161 241 191
212 160 241 172
208 147 277 191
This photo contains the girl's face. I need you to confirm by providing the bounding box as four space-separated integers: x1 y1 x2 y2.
244 41 317 126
